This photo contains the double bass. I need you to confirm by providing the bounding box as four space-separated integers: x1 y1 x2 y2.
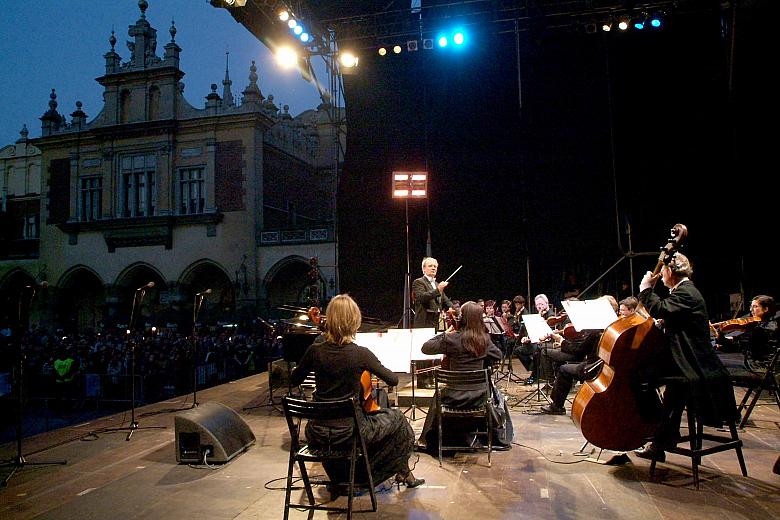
571 223 687 451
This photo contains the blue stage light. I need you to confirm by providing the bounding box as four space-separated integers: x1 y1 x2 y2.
293 25 303 35
633 20 645 30
438 36 448 47
453 32 465 45
650 17 662 28
300 32 310 43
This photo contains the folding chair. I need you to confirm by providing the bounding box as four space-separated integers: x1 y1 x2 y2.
727 347 780 428
434 367 493 467
281 396 377 520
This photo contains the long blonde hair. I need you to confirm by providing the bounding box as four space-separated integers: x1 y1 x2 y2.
324 294 362 345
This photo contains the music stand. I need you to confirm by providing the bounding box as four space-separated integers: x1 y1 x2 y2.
514 343 552 406
404 360 430 420
101 284 166 441
1 285 66 486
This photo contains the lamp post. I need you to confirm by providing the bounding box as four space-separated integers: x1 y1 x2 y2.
392 171 428 329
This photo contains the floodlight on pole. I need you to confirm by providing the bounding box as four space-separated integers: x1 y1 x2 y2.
392 171 428 329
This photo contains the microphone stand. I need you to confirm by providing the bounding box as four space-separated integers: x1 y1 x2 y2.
189 292 207 408
1 286 66 486
101 286 166 441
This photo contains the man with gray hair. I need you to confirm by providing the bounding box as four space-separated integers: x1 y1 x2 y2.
412 257 453 330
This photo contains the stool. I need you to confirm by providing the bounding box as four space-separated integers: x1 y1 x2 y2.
649 405 748 489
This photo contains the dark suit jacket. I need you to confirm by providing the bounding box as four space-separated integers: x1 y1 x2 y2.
412 276 452 329
638 280 738 426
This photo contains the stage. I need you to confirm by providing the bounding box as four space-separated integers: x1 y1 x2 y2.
1 370 779 519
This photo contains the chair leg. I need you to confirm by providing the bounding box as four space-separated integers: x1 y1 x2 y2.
689 414 702 490
437 404 443 467
297 459 315 505
283 455 297 520
729 421 749 477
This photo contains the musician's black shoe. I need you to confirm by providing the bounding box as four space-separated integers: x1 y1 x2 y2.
524 377 535 385
540 403 566 415
633 444 666 463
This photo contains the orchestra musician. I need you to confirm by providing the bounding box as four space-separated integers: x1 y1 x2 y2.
412 257 453 331
716 295 777 364
289 294 424 493
633 253 739 462
540 295 621 415
416 301 513 451
514 293 554 385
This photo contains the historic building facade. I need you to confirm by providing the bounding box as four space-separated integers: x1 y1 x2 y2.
0 2 341 333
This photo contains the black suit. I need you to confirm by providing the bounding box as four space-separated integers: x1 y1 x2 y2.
412 276 452 330
638 280 738 441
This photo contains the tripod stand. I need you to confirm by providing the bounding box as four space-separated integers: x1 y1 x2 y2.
102 284 166 441
403 360 429 421
187 289 210 409
493 336 524 386
515 345 551 406
1 285 66 486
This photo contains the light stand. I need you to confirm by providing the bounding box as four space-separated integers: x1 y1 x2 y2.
1 284 66 486
101 283 166 441
393 171 427 328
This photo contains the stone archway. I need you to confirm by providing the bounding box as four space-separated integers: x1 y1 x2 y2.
113 263 167 331
264 256 327 315
179 260 234 331
57 266 106 333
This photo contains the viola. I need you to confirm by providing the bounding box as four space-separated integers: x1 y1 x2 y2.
361 370 381 413
546 312 568 327
572 223 687 451
444 308 461 330
711 315 761 334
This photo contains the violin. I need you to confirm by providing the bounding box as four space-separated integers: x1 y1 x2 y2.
710 315 761 334
444 308 461 330
546 312 568 327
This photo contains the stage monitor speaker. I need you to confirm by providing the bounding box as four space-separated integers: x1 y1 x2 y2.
174 401 255 464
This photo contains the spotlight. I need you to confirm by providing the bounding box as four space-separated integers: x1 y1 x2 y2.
437 36 448 47
407 40 418 52
453 32 465 45
275 46 298 69
618 18 629 31
288 19 297 29
393 45 402 54
649 12 663 28
378 47 387 56
278 10 289 22
633 19 645 30
422 38 433 50
293 25 303 35
339 52 358 68
300 32 310 43
602 22 612 32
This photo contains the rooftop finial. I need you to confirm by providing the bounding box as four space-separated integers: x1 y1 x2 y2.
19 124 29 140
109 28 116 50
138 0 148 19
49 89 58 111
170 19 177 42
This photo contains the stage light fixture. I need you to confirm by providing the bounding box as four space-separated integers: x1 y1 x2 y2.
224 0 247 5
633 12 647 30
378 47 387 56
339 52 358 68
407 40 418 52
300 32 310 42
618 18 629 31
288 19 297 29
602 21 612 32
275 46 298 69
649 12 663 28
392 172 428 199
278 10 289 21
453 32 465 45
293 25 303 35
438 36 448 47
422 39 433 50
393 45 402 54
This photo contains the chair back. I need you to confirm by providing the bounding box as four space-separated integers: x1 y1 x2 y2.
435 368 491 401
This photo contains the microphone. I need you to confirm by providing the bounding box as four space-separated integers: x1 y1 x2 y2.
136 281 155 291
196 289 212 296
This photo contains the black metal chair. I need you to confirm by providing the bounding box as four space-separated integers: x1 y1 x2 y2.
649 378 748 489
725 347 780 428
434 367 493 467
281 396 377 520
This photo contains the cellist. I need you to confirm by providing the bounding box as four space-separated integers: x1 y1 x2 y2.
633 253 739 462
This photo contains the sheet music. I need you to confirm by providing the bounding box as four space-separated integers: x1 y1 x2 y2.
561 299 619 331
483 317 503 335
355 328 438 373
521 314 554 342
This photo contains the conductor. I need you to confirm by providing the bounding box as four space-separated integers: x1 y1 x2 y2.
412 257 453 331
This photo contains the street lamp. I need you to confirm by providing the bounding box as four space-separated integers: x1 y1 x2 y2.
392 171 428 328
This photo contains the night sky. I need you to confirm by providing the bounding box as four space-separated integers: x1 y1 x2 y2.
336 4 776 323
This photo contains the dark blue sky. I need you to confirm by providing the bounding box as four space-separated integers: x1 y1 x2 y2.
0 0 324 145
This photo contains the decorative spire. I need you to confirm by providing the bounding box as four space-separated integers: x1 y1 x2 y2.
48 89 58 112
71 101 88 129
242 60 264 106
17 124 29 143
169 19 176 42
40 89 63 136
222 50 234 107
109 29 116 51
139 0 148 19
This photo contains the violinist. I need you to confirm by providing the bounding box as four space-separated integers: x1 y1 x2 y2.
417 301 513 451
633 253 739 463
412 257 453 331
717 295 777 365
514 293 554 385
541 295 619 415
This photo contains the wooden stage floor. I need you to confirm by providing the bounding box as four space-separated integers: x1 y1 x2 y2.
1 370 779 519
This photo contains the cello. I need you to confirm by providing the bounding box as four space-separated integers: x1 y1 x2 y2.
571 223 688 451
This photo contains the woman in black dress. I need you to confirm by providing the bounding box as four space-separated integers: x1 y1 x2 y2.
289 294 423 492
417 301 513 451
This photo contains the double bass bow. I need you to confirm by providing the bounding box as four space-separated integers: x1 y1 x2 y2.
572 223 688 451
